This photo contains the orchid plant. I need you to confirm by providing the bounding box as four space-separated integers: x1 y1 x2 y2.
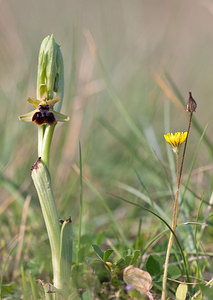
19 35 72 299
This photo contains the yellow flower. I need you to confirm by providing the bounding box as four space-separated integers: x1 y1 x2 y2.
164 132 188 154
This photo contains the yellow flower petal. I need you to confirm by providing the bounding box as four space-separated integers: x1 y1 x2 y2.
164 132 187 154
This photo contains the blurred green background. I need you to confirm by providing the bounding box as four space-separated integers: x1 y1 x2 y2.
0 0 213 296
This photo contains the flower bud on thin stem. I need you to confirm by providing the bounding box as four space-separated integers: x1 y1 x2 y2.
186 92 197 113
178 92 197 187
161 93 197 300
36 35 65 169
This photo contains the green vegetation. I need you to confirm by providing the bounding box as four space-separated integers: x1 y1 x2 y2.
0 1 213 299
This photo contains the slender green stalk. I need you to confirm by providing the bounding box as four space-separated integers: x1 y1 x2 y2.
29 273 39 300
161 153 180 300
21 266 29 300
178 112 192 187
38 125 46 157
59 217 72 292
40 124 56 169
161 93 196 299
77 142 83 265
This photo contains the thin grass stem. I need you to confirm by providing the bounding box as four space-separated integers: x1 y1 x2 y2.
161 107 194 299
161 152 180 300
77 142 83 265
178 112 192 188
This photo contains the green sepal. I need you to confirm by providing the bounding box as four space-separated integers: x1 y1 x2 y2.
54 111 70 122
19 109 38 122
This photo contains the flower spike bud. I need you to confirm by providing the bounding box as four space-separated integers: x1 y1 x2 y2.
37 35 64 113
186 92 197 113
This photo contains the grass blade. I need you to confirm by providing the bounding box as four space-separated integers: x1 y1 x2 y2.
111 193 190 281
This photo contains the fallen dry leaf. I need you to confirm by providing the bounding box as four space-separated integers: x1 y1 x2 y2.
123 265 153 299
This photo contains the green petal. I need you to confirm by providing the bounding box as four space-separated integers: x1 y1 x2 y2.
27 98 41 108
47 97 60 108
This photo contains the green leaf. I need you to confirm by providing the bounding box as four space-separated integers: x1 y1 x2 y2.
103 249 113 262
176 283 187 300
31 159 61 288
167 264 181 279
59 217 72 286
92 244 104 260
200 284 213 298
29 273 39 300
132 250 140 263
116 258 126 269
82 291 92 300
146 255 163 276
1 282 14 294
125 255 133 265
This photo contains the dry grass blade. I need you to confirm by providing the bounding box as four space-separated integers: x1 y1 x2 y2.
0 194 17 214
151 69 187 115
60 45 104 175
